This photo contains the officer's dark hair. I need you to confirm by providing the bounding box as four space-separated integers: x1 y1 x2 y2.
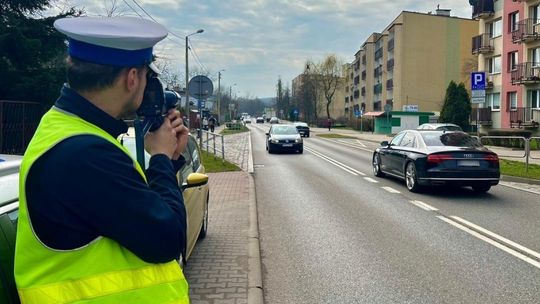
66 56 145 92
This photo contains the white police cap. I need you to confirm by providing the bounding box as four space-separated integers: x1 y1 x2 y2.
54 17 167 71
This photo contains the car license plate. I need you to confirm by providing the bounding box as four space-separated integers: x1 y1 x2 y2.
458 160 479 167
282 144 293 147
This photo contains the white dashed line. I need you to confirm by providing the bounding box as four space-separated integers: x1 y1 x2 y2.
382 186 400 193
364 177 379 183
409 200 438 211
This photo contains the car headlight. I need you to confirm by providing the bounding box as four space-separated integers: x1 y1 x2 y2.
295 138 302 143
271 138 280 143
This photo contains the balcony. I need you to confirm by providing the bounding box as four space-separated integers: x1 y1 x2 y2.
374 48 383 60
472 0 494 20
485 75 494 89
471 34 494 54
373 66 382 77
353 90 359 99
374 83 382 94
361 70 366 80
354 75 360 85
361 87 366 96
470 107 493 125
512 19 540 43
388 39 394 51
511 62 540 85
509 107 540 128
387 58 394 71
361 55 366 65
386 79 393 90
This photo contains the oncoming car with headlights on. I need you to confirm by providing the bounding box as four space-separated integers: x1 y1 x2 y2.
266 124 303 154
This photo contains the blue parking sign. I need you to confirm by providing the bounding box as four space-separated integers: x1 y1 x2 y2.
471 72 486 90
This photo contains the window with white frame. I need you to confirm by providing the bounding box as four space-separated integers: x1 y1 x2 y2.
509 12 519 32
532 4 540 24
532 48 540 66
509 52 518 71
508 92 517 110
487 56 501 74
528 89 540 108
488 19 502 38
486 93 500 111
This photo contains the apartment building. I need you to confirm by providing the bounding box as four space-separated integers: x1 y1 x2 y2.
350 10 478 116
472 0 540 131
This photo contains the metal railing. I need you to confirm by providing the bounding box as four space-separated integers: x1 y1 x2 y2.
199 129 225 163
479 135 540 172
472 33 494 54
511 62 540 84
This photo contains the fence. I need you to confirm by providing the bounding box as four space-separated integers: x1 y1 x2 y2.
0 100 44 155
479 136 540 172
199 130 225 163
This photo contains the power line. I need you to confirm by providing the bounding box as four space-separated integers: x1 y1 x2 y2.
121 0 144 18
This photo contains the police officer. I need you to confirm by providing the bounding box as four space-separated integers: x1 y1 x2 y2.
15 17 190 303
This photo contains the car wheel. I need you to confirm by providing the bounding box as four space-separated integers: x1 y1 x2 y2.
198 195 209 240
472 184 491 193
405 162 421 192
306 133 310 138
298 148 303 154
372 154 385 177
268 145 273 154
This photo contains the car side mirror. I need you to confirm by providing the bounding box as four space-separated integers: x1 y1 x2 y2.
265 133 269 136
182 173 209 190
380 141 389 147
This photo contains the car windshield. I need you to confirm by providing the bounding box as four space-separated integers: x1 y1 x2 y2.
421 132 482 147
272 126 298 135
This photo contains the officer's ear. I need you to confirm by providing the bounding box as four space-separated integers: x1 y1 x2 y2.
124 67 145 91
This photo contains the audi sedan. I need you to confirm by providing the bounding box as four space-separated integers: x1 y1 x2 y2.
266 124 303 154
372 130 500 193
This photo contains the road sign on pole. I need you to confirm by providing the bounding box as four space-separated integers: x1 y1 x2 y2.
471 72 486 90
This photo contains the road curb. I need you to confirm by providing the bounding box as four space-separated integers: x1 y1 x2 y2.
247 174 264 304
501 174 540 185
248 131 254 174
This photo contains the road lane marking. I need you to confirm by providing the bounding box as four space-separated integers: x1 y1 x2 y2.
409 200 438 211
305 147 366 176
356 140 367 147
305 147 359 176
450 216 540 260
364 177 378 183
382 186 400 193
320 138 373 152
437 216 540 269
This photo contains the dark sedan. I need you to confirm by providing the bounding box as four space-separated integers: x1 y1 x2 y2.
372 130 500 193
266 124 303 154
294 122 310 137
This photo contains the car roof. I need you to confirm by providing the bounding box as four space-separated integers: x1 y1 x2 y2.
418 123 461 128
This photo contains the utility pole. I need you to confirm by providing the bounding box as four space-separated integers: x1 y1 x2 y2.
184 29 204 130
218 70 223 122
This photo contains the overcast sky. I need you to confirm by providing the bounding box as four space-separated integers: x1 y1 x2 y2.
49 0 473 98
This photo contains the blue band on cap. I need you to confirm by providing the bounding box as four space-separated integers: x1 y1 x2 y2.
68 39 152 67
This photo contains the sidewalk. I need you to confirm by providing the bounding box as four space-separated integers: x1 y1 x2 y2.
184 127 262 304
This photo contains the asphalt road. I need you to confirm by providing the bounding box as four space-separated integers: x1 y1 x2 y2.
249 123 540 304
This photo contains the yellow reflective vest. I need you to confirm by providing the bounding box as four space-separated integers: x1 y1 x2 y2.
15 107 189 303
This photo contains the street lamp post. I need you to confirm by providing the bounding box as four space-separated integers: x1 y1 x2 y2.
185 29 204 130
217 69 225 123
229 83 236 121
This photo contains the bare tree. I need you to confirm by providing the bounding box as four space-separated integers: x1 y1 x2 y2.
318 54 343 119
102 0 127 17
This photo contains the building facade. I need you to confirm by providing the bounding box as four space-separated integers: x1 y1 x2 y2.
473 0 540 131
350 10 478 117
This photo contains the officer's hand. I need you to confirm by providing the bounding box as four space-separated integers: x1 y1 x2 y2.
167 109 189 160
145 118 177 159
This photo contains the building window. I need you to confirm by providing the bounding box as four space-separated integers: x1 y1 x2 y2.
488 56 501 74
486 93 501 111
488 19 502 38
508 92 517 111
508 52 518 71
509 12 519 32
532 5 540 24
528 90 540 108
532 48 540 66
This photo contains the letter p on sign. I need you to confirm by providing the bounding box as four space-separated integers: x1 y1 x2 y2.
471 72 486 90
